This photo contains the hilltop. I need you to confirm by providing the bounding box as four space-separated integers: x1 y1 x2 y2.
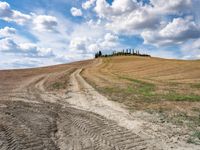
0 56 200 149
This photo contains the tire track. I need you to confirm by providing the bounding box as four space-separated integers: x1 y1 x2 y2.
66 68 159 149
0 65 158 150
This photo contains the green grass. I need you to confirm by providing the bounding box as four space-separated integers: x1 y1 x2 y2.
194 131 200 140
165 92 200 102
103 87 118 93
117 75 200 102
118 76 155 97
52 82 65 90
187 131 200 145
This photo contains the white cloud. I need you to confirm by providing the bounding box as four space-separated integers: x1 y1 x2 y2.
19 43 54 57
106 9 159 34
88 33 120 52
69 37 88 52
33 15 58 32
69 30 120 54
11 10 31 25
95 0 159 34
95 0 138 18
70 7 83 16
0 1 12 18
69 21 106 52
142 17 200 46
0 38 54 57
160 17 200 40
0 1 31 25
94 0 194 36
0 38 18 52
104 33 118 42
82 0 96 10
0 2 58 32
150 0 192 14
181 38 200 59
0 26 16 37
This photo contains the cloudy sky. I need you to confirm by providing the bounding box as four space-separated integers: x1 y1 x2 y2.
0 0 200 69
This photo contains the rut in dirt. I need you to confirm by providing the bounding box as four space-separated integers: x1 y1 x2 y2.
0 68 157 150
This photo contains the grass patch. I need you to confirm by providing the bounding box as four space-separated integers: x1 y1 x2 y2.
117 75 200 102
187 131 200 145
165 92 200 102
103 87 119 93
118 76 156 98
51 82 65 90
99 75 200 103
167 111 200 128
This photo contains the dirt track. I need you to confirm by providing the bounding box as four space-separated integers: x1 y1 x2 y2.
0 62 156 150
1 58 199 150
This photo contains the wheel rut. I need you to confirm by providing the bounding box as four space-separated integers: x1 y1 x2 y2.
0 67 158 150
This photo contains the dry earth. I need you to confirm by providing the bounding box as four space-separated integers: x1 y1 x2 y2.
83 56 200 149
0 56 199 150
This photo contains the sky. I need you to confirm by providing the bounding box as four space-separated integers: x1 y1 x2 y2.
0 0 200 69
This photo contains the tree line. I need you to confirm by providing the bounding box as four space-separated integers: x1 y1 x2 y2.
95 49 151 58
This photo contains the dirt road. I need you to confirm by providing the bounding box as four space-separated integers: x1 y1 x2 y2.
65 68 200 150
1 57 199 150
0 64 155 149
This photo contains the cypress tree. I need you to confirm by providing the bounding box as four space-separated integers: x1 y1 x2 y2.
99 51 102 57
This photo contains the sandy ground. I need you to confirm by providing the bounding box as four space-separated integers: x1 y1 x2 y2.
0 58 199 150
65 68 200 150
0 61 152 150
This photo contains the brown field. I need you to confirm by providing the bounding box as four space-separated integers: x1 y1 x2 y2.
83 56 200 105
0 56 200 149
83 56 200 145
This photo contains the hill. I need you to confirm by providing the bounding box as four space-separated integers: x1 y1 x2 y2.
83 56 200 145
83 55 200 107
0 56 200 149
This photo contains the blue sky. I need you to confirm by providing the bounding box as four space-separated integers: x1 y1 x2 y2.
0 0 200 69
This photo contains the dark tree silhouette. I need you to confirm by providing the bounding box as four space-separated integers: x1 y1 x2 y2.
99 51 102 57
94 49 150 58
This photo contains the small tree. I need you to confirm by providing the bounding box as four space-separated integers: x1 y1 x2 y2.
95 52 99 58
99 51 102 57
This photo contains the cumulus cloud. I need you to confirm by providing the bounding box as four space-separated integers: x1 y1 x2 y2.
95 0 159 34
104 33 118 42
95 0 138 18
69 31 120 54
88 33 120 52
0 2 59 32
19 43 54 57
0 1 31 25
0 38 54 57
0 1 12 18
82 0 96 10
0 26 16 38
0 38 18 52
70 7 83 16
94 0 195 35
101 33 119 49
105 9 159 34
150 0 192 14
33 15 58 32
181 38 200 59
142 17 200 46
69 37 87 52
